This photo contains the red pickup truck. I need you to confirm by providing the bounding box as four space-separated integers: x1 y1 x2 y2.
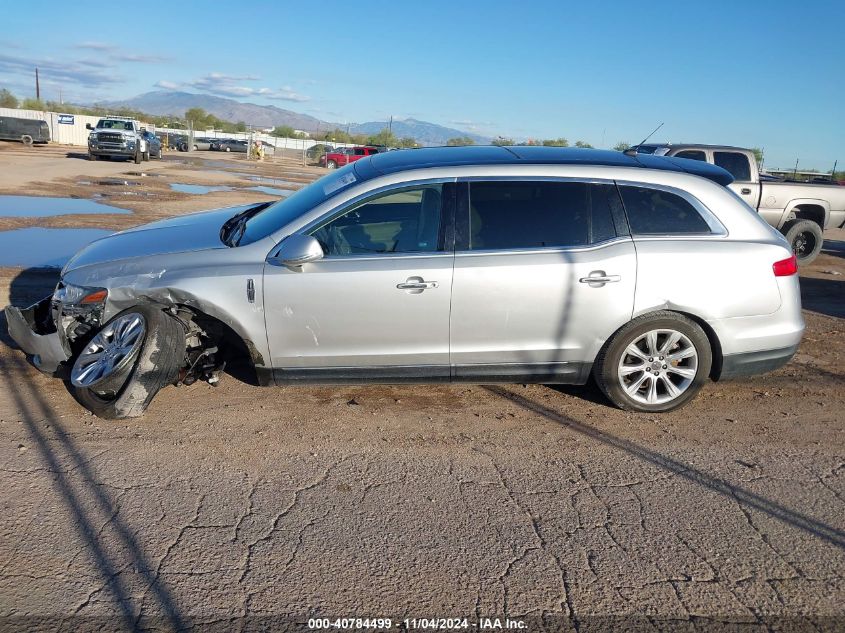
321 146 381 169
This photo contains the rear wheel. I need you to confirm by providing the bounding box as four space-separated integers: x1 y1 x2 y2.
784 219 823 265
594 312 712 413
71 305 185 419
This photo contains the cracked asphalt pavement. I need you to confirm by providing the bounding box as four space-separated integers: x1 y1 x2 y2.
0 151 843 632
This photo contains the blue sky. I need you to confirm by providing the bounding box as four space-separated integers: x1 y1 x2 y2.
2 0 843 169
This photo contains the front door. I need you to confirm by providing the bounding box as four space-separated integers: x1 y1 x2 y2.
449 179 636 382
263 183 454 383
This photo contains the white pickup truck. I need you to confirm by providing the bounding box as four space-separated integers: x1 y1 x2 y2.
633 144 845 264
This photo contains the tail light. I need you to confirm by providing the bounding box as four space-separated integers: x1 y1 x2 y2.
773 254 798 277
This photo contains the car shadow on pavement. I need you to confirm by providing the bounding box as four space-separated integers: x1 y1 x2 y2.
821 239 844 259
0 355 188 630
484 385 845 551
800 276 845 319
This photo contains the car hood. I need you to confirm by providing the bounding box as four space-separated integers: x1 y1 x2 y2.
62 204 254 274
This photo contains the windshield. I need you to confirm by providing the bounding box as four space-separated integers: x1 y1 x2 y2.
236 165 362 245
97 119 134 130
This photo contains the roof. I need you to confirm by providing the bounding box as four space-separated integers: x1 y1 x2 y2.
355 145 734 186
634 143 750 152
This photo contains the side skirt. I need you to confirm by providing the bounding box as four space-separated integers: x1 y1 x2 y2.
271 362 591 386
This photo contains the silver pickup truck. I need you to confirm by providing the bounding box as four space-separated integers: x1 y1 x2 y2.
86 116 148 164
633 144 845 264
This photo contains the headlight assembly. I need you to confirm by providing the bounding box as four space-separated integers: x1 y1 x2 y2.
54 283 108 307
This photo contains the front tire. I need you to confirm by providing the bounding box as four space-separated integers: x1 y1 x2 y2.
88 153 98 161
326 160 337 169
594 311 712 413
134 149 142 164
784 219 823 265
71 305 185 419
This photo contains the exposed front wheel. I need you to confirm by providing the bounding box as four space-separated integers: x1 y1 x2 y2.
134 149 142 164
88 153 98 161
70 305 185 419
594 312 712 413
326 160 337 169
784 219 823 265
21 134 33 146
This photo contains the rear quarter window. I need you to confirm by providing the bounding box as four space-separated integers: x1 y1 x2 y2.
714 151 752 181
618 185 711 235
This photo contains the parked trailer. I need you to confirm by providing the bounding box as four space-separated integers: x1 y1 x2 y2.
0 115 50 145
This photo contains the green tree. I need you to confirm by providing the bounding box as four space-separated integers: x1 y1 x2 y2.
750 147 764 166
613 141 630 152
447 136 475 146
0 89 19 108
491 136 514 146
21 97 45 110
398 137 417 148
541 138 569 147
574 140 593 148
271 125 296 138
234 121 247 132
367 128 399 147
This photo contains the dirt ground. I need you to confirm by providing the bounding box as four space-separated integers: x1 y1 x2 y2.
0 143 843 632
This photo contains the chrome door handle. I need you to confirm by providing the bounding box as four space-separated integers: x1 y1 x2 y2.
579 272 621 285
741 188 752 195
397 277 438 292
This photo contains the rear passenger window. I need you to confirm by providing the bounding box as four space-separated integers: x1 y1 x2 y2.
618 186 711 235
714 151 752 181
467 181 618 250
675 150 706 161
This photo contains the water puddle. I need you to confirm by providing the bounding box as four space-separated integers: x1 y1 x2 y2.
232 173 302 187
246 186 293 197
170 183 233 195
0 195 131 217
0 228 113 268
76 179 141 187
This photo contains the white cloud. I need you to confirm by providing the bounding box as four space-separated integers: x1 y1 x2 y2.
155 73 310 102
74 41 117 51
113 53 170 63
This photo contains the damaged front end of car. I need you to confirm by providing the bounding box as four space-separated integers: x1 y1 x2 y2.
4 282 109 376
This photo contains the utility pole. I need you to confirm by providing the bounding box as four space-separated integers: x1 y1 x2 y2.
35 67 40 101
793 158 799 180
388 115 393 133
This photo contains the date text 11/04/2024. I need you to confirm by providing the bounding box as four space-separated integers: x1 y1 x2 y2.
307 618 527 630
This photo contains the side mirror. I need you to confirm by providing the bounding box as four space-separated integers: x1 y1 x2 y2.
268 234 324 270
86 123 94 130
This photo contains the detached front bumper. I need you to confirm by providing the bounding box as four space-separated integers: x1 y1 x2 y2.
4 296 70 374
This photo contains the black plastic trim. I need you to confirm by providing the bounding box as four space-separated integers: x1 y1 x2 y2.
717 345 798 380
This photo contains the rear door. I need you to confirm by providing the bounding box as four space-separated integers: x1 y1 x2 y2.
713 150 761 209
449 179 636 382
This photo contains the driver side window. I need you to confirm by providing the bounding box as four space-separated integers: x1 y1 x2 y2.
311 185 443 256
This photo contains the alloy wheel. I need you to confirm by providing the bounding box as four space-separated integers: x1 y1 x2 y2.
617 328 698 405
71 313 146 389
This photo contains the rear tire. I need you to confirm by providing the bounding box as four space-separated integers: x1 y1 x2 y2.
71 305 185 419
784 219 823 265
594 311 712 413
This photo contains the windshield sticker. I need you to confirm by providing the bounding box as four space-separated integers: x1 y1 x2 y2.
323 171 357 195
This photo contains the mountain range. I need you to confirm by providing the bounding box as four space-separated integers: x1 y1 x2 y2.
96 91 490 146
